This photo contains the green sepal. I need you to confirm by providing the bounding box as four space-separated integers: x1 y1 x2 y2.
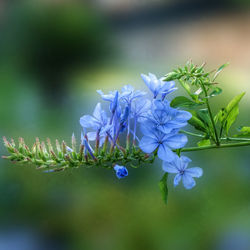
213 62 229 81
158 173 169 205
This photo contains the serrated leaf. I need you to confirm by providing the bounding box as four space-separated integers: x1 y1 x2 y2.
197 139 211 147
213 62 229 81
158 173 168 204
170 96 200 109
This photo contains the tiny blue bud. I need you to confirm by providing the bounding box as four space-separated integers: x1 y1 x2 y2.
43 169 55 173
114 164 128 179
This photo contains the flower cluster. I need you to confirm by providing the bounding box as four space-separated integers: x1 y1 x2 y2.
79 73 203 189
5 61 250 204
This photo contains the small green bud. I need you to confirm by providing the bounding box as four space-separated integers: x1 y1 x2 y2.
164 72 179 81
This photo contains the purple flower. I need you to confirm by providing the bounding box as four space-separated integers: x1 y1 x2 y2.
141 73 177 98
139 124 187 162
162 155 203 189
114 165 128 179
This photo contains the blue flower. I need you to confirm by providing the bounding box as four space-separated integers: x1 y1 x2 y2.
141 73 177 98
121 85 146 105
139 124 187 162
96 90 120 114
147 100 192 134
114 165 128 179
161 80 177 100
162 155 203 189
80 103 107 130
131 98 151 122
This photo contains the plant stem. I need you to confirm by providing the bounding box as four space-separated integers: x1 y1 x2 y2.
178 141 250 152
221 137 250 142
180 130 205 138
201 84 220 146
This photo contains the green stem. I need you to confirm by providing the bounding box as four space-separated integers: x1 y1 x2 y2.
178 141 250 152
201 84 220 146
180 130 205 138
221 137 250 142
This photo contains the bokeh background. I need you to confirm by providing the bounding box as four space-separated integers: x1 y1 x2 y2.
0 0 250 249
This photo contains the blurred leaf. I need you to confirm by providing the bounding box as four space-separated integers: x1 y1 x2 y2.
213 63 229 81
158 173 168 204
170 96 200 109
197 139 211 147
234 126 250 137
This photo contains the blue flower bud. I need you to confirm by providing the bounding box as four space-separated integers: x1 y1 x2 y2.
114 165 128 179
43 169 55 173
111 91 119 114
120 106 130 125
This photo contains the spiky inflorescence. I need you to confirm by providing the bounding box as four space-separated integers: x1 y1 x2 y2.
2 136 154 173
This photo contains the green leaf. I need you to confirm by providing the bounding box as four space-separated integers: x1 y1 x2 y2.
220 92 245 135
158 173 168 204
197 139 211 147
188 110 207 133
213 62 229 81
197 109 211 126
234 126 250 137
170 96 200 109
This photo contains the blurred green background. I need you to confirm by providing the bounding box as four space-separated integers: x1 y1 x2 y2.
0 0 250 250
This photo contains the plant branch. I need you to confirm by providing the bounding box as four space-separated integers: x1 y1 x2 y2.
201 84 220 146
178 141 250 152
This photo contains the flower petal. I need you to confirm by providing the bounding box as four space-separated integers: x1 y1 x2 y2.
139 136 158 153
87 131 96 141
180 155 192 170
174 174 182 187
165 134 188 149
162 161 179 173
182 173 196 189
157 144 176 162
176 110 192 120
158 124 174 134
185 167 203 178
140 121 156 136
93 103 102 120
80 115 99 129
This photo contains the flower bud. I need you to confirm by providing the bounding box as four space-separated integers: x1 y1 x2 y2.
114 164 128 179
